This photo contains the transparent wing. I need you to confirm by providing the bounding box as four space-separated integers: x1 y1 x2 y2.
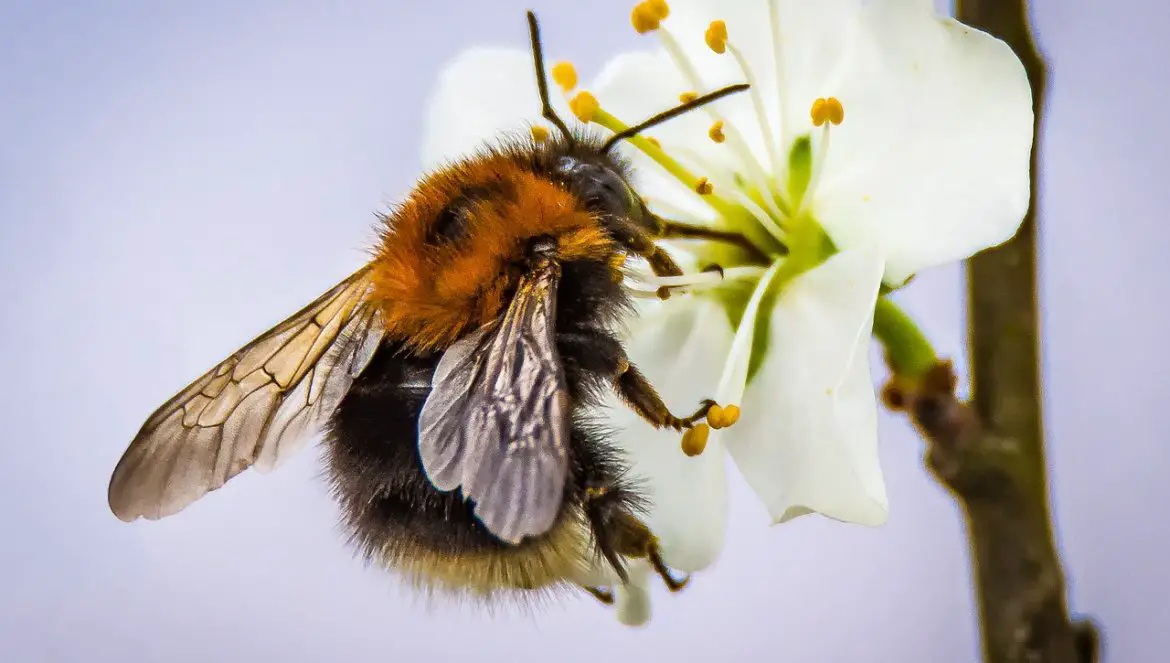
108 267 385 522
417 260 570 545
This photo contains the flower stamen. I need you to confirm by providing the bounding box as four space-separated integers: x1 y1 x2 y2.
679 91 698 104
647 0 670 19
569 91 600 123
630 0 669 34
530 125 550 142
695 176 714 195
656 24 786 227
706 404 741 429
672 145 785 242
810 97 844 127
708 120 726 143
704 20 728 54
725 39 784 188
551 61 578 92
768 0 790 150
632 265 765 289
800 97 845 215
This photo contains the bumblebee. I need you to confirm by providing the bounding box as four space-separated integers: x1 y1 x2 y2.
108 12 751 606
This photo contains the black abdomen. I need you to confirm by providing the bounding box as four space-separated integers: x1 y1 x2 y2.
323 260 638 590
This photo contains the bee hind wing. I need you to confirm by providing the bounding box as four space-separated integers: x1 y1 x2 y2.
417 261 570 545
108 267 385 522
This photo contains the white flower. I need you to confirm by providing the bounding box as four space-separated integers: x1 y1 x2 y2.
420 0 1032 623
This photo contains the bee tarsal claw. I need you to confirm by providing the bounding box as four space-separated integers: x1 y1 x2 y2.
582 585 615 605
648 546 690 592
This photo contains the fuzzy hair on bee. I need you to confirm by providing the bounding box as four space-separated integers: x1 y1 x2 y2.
106 11 752 608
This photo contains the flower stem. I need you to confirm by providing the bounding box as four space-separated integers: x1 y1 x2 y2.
872 296 937 380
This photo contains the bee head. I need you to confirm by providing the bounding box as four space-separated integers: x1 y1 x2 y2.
555 155 658 252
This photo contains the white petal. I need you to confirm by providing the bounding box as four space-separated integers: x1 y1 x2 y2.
420 47 578 169
714 262 783 405
606 294 734 571
664 0 865 164
723 248 889 526
808 0 1034 283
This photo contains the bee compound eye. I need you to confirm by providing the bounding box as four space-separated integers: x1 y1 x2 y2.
557 156 582 175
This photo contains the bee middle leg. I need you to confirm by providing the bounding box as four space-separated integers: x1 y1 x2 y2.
557 329 713 430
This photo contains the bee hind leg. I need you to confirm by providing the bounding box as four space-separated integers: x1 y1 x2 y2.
581 585 615 605
647 545 690 592
584 486 693 594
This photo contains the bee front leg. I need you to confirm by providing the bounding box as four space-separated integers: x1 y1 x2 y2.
615 363 715 431
556 330 713 430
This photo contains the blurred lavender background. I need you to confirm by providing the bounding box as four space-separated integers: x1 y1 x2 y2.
0 1 1165 661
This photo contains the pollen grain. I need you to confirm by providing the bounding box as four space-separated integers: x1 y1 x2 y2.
681 424 710 457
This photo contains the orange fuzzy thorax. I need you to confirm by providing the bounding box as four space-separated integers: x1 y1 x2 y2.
369 156 617 353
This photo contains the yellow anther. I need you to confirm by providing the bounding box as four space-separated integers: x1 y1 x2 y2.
679 91 698 104
707 404 725 428
810 96 845 127
694 177 713 195
646 136 661 148
707 403 740 429
708 120 725 143
551 61 578 92
631 2 662 34
570 91 600 123
681 424 710 457
646 0 670 19
722 404 741 426
530 125 549 142
705 20 728 54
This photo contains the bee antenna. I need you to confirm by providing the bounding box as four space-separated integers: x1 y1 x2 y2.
527 11 575 147
601 83 750 153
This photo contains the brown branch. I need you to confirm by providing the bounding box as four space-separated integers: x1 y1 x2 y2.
896 365 1099 663
892 2 1102 662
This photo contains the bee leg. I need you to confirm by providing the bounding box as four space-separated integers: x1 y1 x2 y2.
583 484 632 583
647 545 690 592
657 218 774 266
556 329 714 430
581 586 615 605
604 509 692 593
608 224 685 301
615 362 715 430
